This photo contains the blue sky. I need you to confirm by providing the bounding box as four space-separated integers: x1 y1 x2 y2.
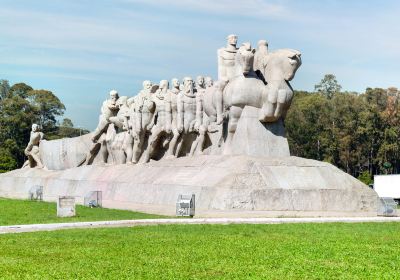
1 0 399 129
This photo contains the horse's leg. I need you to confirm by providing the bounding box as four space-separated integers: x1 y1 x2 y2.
215 81 227 125
259 85 276 122
223 106 242 155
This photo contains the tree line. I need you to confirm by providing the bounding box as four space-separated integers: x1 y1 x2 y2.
286 74 400 184
0 76 398 185
0 80 89 172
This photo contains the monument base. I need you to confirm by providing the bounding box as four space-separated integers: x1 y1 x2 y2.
0 155 378 217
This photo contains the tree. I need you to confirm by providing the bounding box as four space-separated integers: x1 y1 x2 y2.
61 118 74 128
0 148 18 173
27 90 65 131
0 80 10 100
9 83 33 98
314 74 342 99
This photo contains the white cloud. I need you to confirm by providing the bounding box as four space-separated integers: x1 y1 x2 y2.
121 0 291 19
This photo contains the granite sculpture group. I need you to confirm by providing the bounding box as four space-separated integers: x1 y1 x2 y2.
1 34 378 217
26 34 302 167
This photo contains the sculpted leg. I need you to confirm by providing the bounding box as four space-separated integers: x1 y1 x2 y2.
215 82 225 125
92 119 110 142
132 132 145 164
190 126 206 156
124 134 134 164
100 140 108 163
223 106 242 155
166 129 180 158
142 126 161 163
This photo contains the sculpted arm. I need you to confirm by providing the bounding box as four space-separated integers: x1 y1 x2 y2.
165 95 172 132
177 94 184 132
195 94 203 130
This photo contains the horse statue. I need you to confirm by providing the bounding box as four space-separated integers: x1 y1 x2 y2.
202 42 302 153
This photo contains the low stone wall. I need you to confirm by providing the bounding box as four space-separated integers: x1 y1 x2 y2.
0 155 378 217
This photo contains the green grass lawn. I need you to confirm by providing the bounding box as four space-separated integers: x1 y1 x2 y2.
0 222 399 279
0 198 166 225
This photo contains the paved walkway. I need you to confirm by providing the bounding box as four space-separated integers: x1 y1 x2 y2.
1 216 400 234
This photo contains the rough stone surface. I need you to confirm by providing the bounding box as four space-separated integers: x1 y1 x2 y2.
229 106 290 157
0 155 378 217
57 196 76 217
40 133 96 170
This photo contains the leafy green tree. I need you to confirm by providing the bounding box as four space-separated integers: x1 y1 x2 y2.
314 74 342 99
61 118 74 128
0 148 18 173
0 80 10 100
9 83 33 98
27 90 65 132
358 171 373 185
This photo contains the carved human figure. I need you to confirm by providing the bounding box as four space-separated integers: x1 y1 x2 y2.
165 78 181 158
109 96 130 130
190 76 208 155
176 77 198 156
254 40 269 83
108 96 134 164
131 80 156 163
92 90 120 143
142 80 171 162
215 34 238 124
23 124 44 168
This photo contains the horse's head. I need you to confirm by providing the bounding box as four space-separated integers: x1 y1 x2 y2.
235 42 256 76
264 49 302 82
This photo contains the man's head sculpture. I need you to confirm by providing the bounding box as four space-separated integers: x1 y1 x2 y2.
171 78 180 89
226 34 238 46
205 77 213 87
196 76 205 89
32 123 40 132
159 80 169 90
142 80 152 90
109 90 119 104
117 96 128 107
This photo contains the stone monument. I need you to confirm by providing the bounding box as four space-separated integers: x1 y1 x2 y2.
0 34 379 217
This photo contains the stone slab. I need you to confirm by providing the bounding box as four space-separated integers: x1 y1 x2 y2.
230 106 290 157
0 155 378 217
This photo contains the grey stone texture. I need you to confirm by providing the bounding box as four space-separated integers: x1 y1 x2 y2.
0 155 378 217
229 106 290 157
57 196 76 217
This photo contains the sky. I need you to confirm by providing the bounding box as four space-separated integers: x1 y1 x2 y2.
1 0 399 130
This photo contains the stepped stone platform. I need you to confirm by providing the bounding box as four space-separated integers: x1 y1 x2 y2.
0 155 378 217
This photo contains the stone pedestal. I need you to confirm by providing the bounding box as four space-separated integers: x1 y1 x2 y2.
0 155 378 217
230 106 290 157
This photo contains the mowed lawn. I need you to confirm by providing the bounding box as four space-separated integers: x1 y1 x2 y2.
0 198 166 225
0 223 399 279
